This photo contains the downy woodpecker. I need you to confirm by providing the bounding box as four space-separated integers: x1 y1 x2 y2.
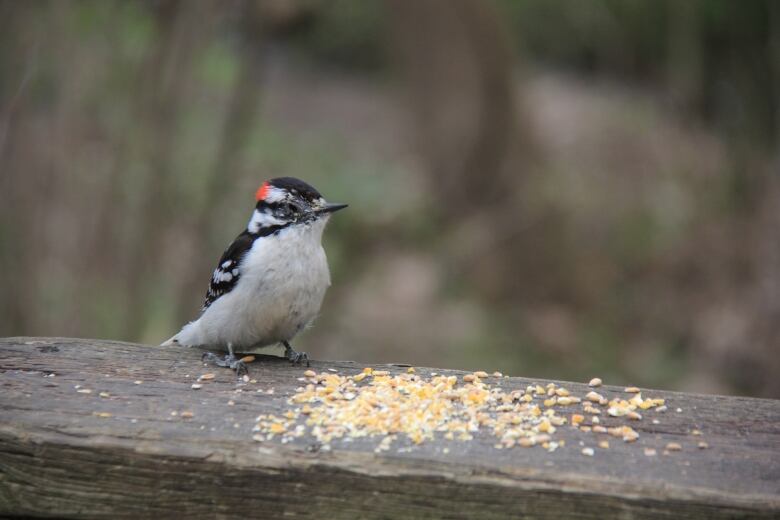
162 177 347 373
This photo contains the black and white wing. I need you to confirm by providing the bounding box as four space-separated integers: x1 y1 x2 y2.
202 231 256 310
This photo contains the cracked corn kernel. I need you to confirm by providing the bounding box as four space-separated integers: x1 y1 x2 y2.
473 371 489 378
625 386 641 393
585 391 603 402
588 378 602 387
598 440 609 449
303 370 317 378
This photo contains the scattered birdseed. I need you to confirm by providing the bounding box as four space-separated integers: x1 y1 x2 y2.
199 373 216 381
644 448 657 457
191 384 203 390
625 386 641 393
180 411 194 419
676 408 683 413
666 442 682 451
94 412 112 418
598 440 609 449
492 372 502 377
691 429 702 436
250 369 679 453
697 441 709 449
407 367 416 374
656 405 668 412
99 392 110 398
134 380 143 385
588 378 603 387
582 447 594 456
77 389 92 394
240 356 256 363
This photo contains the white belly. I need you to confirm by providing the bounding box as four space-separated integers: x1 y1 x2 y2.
185 221 331 350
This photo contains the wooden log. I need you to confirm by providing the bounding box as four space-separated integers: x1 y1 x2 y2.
0 337 778 518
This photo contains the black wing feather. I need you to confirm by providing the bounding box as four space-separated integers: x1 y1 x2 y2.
202 231 256 310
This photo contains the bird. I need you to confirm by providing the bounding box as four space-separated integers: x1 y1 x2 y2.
162 177 347 374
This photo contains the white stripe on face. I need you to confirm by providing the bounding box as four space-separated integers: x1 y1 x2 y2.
263 186 288 203
247 209 285 233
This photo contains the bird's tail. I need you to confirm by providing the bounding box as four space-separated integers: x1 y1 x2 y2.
160 334 179 347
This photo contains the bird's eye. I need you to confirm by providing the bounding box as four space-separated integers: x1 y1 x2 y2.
284 203 297 215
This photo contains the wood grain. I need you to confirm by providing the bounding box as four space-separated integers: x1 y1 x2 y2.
0 337 778 518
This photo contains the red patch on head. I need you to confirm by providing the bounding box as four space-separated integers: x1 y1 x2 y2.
255 182 270 201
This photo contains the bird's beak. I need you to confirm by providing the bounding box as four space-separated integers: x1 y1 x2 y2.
316 203 348 214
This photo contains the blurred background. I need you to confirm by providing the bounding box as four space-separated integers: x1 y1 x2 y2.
1 0 778 398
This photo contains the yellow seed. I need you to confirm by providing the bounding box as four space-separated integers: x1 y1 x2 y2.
199 373 215 381
353 373 367 382
407 367 415 373
557 397 572 406
492 371 502 377
303 370 317 378
372 370 389 377
240 355 255 363
625 386 641 393
571 414 585 426
666 442 682 451
697 441 709 449
691 429 702 436
94 412 112 418
586 391 603 402
180 411 194 419
598 440 609 449
543 398 556 407
588 377 603 387
592 425 607 433
473 371 489 378
627 411 642 421
463 374 476 382
555 388 570 397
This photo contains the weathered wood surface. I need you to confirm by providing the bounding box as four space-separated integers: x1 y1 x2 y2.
0 337 778 519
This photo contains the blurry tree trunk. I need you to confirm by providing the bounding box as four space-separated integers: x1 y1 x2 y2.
174 3 267 325
386 0 517 221
117 0 216 340
666 0 703 114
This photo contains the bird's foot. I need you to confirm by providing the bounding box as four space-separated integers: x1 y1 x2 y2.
201 351 248 377
284 342 310 367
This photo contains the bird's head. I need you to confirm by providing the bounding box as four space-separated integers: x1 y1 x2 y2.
248 177 347 233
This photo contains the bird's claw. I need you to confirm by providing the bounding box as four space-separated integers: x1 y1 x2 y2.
201 351 249 377
284 345 310 367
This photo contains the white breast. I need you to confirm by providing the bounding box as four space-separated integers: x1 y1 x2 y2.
187 219 331 349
